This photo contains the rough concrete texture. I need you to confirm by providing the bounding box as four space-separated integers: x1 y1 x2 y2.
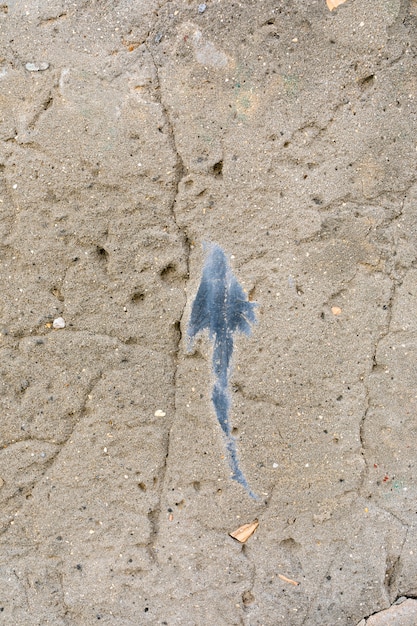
1 0 417 624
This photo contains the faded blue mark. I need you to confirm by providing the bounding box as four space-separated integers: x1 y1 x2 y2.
188 242 258 499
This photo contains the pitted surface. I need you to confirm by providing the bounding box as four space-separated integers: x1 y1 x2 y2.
0 1 416 624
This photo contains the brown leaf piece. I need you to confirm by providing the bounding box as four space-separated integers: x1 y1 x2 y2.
326 0 348 10
229 519 259 543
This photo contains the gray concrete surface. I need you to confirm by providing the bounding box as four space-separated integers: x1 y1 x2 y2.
1 0 417 624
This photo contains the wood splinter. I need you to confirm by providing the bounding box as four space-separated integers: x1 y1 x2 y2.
229 519 259 543
278 573 300 586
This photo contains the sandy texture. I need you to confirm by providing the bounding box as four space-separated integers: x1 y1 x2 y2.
1 0 417 624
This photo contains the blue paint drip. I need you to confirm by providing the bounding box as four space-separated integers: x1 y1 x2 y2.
188 243 258 499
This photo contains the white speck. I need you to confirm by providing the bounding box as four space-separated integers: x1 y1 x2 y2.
305 463 309 467
25 62 49 72
103 447 107 453
155 409 166 417
273 462 279 468
198 3 206 13
192 29 228 68
12 184 17 189
53 317 66 329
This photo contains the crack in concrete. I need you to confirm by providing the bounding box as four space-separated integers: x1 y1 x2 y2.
385 525 409 596
361 595 417 625
0 370 103 537
8 330 170 354
358 194 406 495
140 32 192 559
26 87 56 132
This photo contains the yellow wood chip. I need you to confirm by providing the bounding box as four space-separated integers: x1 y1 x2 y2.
229 519 259 543
326 0 348 10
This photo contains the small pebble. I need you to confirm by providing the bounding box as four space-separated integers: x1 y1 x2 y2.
154 32 163 43
53 317 66 329
198 3 206 13
272 462 279 469
25 62 49 72
331 306 342 316
154 409 166 417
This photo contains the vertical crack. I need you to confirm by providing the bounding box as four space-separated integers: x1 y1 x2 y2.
385 525 409 596
359 277 396 463
359 197 405 494
145 41 187 235
144 35 191 559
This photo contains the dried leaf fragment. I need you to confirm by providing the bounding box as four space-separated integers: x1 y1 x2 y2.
278 573 300 586
326 0 348 10
229 519 259 543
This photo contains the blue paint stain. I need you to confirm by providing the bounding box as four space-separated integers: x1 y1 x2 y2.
188 243 258 499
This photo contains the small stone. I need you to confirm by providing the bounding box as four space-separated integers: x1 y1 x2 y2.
25 62 49 72
331 306 342 316
154 409 166 417
198 3 206 13
272 462 279 469
154 32 163 44
52 317 66 329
